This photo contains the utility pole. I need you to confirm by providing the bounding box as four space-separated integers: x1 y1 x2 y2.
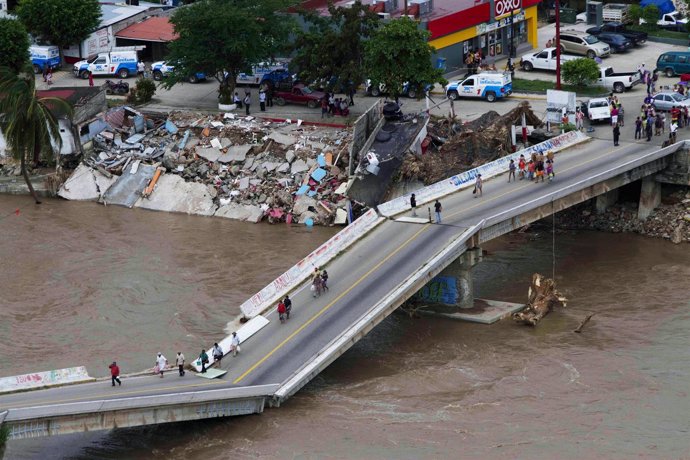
404 0 408 16
555 0 562 89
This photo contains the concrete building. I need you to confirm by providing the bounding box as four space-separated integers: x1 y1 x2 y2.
62 1 169 64
297 0 541 73
0 0 9 18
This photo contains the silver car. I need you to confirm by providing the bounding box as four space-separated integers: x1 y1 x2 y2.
651 92 690 111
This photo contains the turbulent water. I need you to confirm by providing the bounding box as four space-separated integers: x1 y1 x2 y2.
1 196 689 460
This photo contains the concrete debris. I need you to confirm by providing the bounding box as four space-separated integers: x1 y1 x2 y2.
60 110 355 225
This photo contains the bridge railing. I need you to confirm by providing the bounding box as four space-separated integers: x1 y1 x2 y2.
481 140 685 230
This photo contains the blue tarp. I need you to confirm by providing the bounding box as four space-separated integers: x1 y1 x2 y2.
640 0 675 16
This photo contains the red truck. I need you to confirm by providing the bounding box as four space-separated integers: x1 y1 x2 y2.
274 84 325 108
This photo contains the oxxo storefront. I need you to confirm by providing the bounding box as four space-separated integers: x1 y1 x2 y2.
428 0 540 73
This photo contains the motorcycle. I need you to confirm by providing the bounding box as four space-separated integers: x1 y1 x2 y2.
103 80 130 95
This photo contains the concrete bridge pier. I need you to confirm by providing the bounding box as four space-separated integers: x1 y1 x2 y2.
443 247 483 310
596 189 619 214
638 176 661 220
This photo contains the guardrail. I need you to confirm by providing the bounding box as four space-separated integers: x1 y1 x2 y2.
4 383 280 422
377 130 589 217
274 220 485 402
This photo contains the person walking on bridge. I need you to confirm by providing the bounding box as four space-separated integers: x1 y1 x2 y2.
508 159 516 183
230 332 241 357
473 174 483 197
283 295 292 319
278 300 287 323
109 361 121 386
155 352 167 378
212 343 224 367
612 122 620 147
434 199 442 223
176 352 185 376
199 349 209 373
410 193 417 216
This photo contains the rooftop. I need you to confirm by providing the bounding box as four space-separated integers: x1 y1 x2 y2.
115 16 177 42
98 1 165 27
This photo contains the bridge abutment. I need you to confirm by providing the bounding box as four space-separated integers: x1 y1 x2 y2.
638 175 661 220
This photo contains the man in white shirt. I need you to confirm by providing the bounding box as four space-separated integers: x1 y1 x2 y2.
156 352 167 378
230 332 241 357
175 352 185 377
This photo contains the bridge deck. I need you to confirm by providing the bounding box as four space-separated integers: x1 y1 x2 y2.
0 135 681 428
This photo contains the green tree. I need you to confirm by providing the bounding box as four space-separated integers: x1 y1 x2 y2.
163 0 295 104
0 18 30 73
641 4 660 31
0 66 72 203
628 4 642 25
364 17 444 100
16 0 101 64
561 58 600 87
293 1 379 92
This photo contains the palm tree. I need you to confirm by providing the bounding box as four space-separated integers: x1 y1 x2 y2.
0 65 72 204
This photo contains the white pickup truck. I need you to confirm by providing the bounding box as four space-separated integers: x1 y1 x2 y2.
597 66 641 93
581 97 611 123
520 48 579 72
640 11 688 31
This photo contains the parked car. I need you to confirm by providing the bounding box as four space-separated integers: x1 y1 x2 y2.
596 66 641 93
558 30 610 58
585 22 647 45
581 97 611 122
650 92 690 111
151 61 206 83
656 51 690 77
595 33 633 53
640 10 687 31
576 11 587 23
445 72 512 102
519 47 579 72
273 84 325 108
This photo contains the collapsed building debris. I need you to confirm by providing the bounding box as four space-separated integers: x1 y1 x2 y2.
401 101 544 185
512 273 567 326
58 108 356 225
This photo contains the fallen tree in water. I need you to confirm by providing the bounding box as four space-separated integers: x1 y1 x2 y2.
513 273 567 326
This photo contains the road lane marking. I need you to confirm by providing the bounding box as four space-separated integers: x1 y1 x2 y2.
233 223 431 384
2 378 226 410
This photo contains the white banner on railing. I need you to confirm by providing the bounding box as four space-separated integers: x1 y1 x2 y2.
0 367 93 394
377 130 589 217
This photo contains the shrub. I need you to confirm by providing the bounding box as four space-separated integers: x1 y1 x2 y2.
561 58 600 87
628 4 642 25
127 78 156 105
641 4 660 31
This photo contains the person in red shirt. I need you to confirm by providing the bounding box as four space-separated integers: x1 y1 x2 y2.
109 361 121 386
278 301 287 323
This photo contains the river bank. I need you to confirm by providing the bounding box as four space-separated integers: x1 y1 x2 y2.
554 188 690 244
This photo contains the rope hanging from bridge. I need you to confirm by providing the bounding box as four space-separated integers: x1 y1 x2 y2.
552 200 556 280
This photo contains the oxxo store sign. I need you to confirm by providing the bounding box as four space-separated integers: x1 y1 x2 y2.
494 0 521 17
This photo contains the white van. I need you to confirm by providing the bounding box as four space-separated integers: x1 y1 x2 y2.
29 45 61 74
73 51 138 79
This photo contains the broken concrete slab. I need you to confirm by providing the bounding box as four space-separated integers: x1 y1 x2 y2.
215 203 264 223
276 162 290 173
285 150 296 163
335 208 348 224
238 177 250 190
293 195 317 215
267 132 298 145
102 163 156 208
135 174 216 216
218 144 252 163
291 159 309 175
197 147 222 162
58 164 117 201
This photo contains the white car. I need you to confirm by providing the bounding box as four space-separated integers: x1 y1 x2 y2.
582 97 611 122
576 11 587 23
151 61 206 83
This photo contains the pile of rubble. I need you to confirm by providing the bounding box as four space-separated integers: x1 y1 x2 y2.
555 190 690 244
60 107 355 225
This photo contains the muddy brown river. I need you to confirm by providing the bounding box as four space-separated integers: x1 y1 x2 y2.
1 196 689 459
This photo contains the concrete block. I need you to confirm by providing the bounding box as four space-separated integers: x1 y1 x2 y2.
285 150 296 163
196 147 221 162
135 175 217 216
243 157 255 170
277 162 290 173
238 177 250 190
293 195 317 215
291 159 309 175
215 203 265 223
58 164 117 201
218 144 252 163
268 132 298 145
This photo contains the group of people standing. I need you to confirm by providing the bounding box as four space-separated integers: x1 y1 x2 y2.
321 92 352 118
515 151 555 183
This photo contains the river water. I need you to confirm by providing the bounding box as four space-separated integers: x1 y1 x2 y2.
1 196 689 459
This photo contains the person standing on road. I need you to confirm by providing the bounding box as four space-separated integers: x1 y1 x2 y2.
410 193 417 216
635 116 642 140
244 91 251 115
508 159 516 182
234 91 242 109
198 349 209 373
283 295 292 319
46 68 53 86
670 121 678 144
575 107 584 131
212 342 224 367
321 270 329 292
230 332 241 357
176 352 185 376
137 60 145 78
434 199 442 223
610 104 619 127
259 89 266 112
109 361 122 386
612 122 620 146
349 85 356 106
155 352 167 378
518 154 526 180
646 114 654 142
474 174 483 197
88 70 94 87
278 301 287 323
266 85 274 107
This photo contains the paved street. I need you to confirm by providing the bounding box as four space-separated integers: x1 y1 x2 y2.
1 122 685 413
